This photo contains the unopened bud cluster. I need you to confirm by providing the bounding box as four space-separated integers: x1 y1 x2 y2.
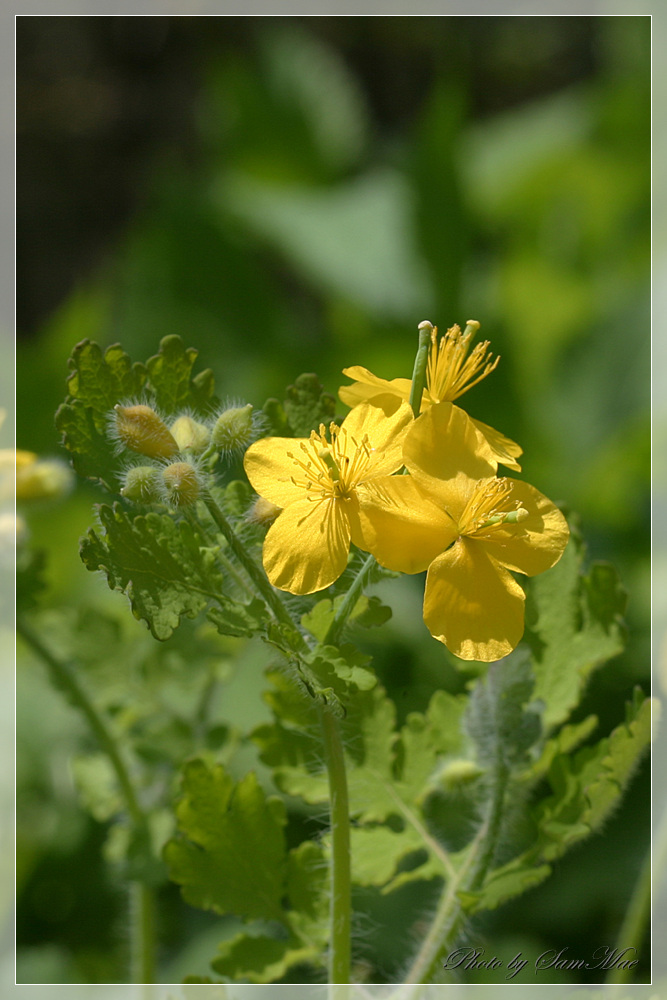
111 398 262 508
111 399 260 464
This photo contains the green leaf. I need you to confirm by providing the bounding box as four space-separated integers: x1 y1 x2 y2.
524 714 599 784
460 692 651 915
212 841 329 981
70 753 124 822
164 759 288 922
212 928 322 984
282 373 338 436
145 335 216 416
207 598 267 639
396 689 468 803
457 862 553 914
55 399 120 485
80 503 225 640
262 397 292 437
65 340 147 417
306 643 377 697
525 523 627 730
301 594 391 642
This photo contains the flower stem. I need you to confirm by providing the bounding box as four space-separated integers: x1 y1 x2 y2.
202 494 296 630
408 321 433 417
323 553 376 647
16 615 147 832
17 615 158 984
404 759 510 986
130 881 157 984
319 704 352 985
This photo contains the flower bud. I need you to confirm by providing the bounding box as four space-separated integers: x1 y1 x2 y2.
162 461 200 507
120 466 162 503
169 415 211 454
15 454 74 501
211 404 254 452
246 496 282 527
438 759 484 791
114 404 178 460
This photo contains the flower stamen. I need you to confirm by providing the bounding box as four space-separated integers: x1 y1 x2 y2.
426 320 500 404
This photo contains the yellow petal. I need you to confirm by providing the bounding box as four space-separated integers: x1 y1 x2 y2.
339 367 412 408
477 480 570 577
262 497 350 594
471 418 523 472
423 538 525 662
403 403 497 505
243 437 308 507
349 477 458 574
340 394 413 479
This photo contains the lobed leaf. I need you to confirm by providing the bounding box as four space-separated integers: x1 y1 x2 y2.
283 372 338 436
145 334 216 415
458 691 651 915
525 522 627 730
301 594 391 642
80 503 225 640
164 759 288 922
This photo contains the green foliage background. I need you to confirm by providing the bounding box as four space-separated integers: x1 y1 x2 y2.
15 15 649 985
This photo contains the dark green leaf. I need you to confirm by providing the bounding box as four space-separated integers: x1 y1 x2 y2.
145 335 216 416
282 373 338 436
65 340 147 419
80 503 225 640
207 598 267 639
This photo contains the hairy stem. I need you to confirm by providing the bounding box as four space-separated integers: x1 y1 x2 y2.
17 615 158 985
17 615 147 832
202 494 296 630
319 705 352 985
404 759 511 986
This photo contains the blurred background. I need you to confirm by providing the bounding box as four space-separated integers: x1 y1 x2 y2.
15 14 650 985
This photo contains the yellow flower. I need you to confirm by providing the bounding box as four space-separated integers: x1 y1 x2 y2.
339 320 522 471
243 395 413 595
5 450 74 502
353 404 569 662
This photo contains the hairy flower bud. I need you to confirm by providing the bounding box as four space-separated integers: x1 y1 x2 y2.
162 461 200 507
120 465 162 503
246 495 282 527
114 404 178 460
169 414 211 454
211 404 254 452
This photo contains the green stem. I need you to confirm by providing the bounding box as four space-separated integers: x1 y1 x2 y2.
130 881 157 985
323 553 376 647
17 616 147 832
17 616 158 985
202 494 296 631
319 705 352 985
408 321 433 417
185 507 255 599
404 760 511 986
